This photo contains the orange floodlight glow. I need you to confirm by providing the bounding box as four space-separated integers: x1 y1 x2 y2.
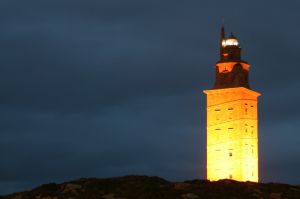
204 88 260 182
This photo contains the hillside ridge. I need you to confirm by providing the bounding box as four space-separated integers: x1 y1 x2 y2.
1 175 300 199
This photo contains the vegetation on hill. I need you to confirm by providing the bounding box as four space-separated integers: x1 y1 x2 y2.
1 175 300 199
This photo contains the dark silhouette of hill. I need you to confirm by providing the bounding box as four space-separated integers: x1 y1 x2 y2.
1 175 300 199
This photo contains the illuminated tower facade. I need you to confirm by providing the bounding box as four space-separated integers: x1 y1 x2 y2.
203 26 260 182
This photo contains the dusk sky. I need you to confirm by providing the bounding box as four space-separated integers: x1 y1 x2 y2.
1 0 300 195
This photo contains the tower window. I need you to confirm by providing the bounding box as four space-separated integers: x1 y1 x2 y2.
228 108 233 119
215 109 221 120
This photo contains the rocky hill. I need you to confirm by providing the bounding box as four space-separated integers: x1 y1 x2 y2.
1 176 300 199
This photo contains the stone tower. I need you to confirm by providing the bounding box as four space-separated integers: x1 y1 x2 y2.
203 26 260 182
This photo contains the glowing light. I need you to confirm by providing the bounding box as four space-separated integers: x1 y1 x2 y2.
222 40 226 47
204 87 260 182
225 38 239 46
216 62 250 73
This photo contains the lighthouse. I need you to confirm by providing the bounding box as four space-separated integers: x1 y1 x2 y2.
203 26 260 182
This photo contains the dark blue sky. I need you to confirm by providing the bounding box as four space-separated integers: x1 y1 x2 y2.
0 0 300 195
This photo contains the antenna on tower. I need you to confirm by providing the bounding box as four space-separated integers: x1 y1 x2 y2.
220 19 225 58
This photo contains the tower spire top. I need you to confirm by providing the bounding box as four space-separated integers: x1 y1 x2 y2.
220 23 225 58
215 26 250 89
